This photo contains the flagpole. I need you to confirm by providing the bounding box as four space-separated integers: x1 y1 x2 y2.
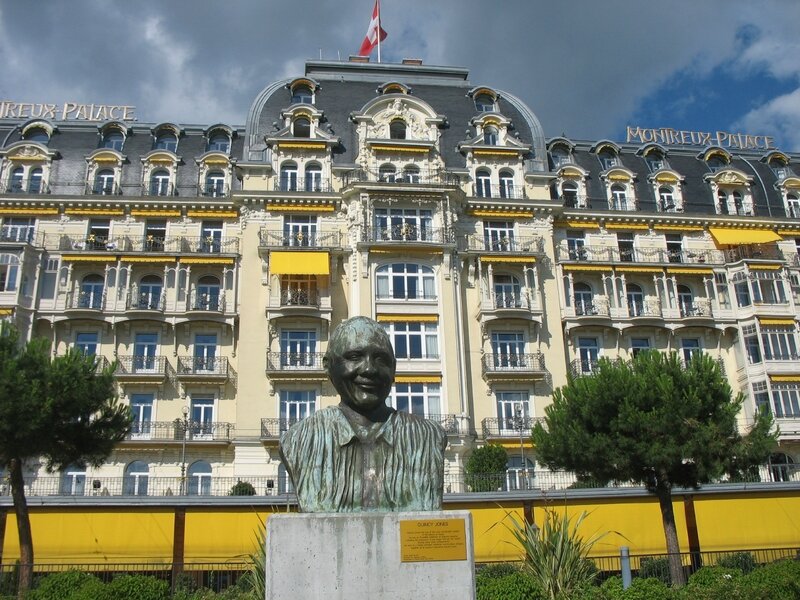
376 0 382 63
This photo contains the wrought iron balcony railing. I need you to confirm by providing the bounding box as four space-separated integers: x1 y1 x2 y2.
66 290 106 310
176 356 230 377
265 352 325 371
481 416 544 438
343 168 459 187
279 288 320 307
272 177 333 193
472 184 525 199
126 292 166 312
362 225 453 244
5 178 49 194
126 420 233 442
261 413 461 439
461 235 544 253
482 353 546 374
198 184 230 198
115 355 170 376
557 245 726 265
43 234 239 255
188 291 227 313
258 229 342 248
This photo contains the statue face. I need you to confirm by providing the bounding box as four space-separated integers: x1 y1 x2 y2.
325 322 396 414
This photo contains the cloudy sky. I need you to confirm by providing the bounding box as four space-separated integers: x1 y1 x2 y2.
1 0 799 150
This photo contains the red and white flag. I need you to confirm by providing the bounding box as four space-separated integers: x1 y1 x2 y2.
358 0 387 58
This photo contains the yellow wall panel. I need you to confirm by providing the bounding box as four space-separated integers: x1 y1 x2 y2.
448 502 527 563
183 509 277 562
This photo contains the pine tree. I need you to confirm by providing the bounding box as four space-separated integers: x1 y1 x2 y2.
531 351 776 586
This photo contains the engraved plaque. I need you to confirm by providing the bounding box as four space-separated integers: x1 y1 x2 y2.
399 518 467 562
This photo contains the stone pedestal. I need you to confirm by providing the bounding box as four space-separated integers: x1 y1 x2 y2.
265 510 475 600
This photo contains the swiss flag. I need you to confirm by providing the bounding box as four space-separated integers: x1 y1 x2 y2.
358 0 387 57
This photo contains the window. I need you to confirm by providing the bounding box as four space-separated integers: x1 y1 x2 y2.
484 221 515 251
93 169 116 195
283 215 317 247
9 167 24 193
194 275 221 310
630 338 651 358
133 333 158 372
402 164 420 184
28 168 43 194
188 461 212 495
745 328 762 364
194 333 218 372
280 390 316 426
145 220 166 251
123 461 149 496
382 321 439 359
677 284 695 317
374 207 432 241
291 84 314 105
280 330 317 367
768 452 795 482
610 184 629 210
753 381 770 413
376 263 436 300
617 232 634 262
78 274 104 309
491 331 525 368
498 170 515 198
75 332 98 356
734 275 751 307
130 394 154 437
0 254 19 292
771 387 800 419
658 186 676 211
769 158 789 179
389 120 407 140
786 193 800 219
292 117 310 138
475 169 491 197
149 169 171 196
207 132 230 153
378 163 397 183
626 283 644 316
566 230 586 259
715 272 731 309
86 219 111 249
201 221 223 253
550 148 570 169
60 464 86 496
154 131 177 152
751 271 788 305
304 163 323 191
706 155 727 172
561 181 579 207
390 383 440 417
646 152 665 172
761 327 799 361
24 127 49 144
280 275 316 306
577 337 599 373
666 234 682 263
496 391 529 433
204 171 226 197
680 338 701 363
507 455 535 491
483 126 498 146
101 130 124 151
474 93 495 112
493 274 522 308
573 282 594 315
598 148 618 169
190 397 214 438
280 162 298 191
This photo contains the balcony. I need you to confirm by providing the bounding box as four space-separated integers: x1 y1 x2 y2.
0 227 36 245
272 177 333 193
125 420 233 443
198 183 230 198
481 416 544 438
480 291 540 316
258 229 342 249
43 234 239 255
278 288 321 308
626 299 663 319
557 245 725 265
115 355 173 382
86 182 121 196
142 182 177 197
461 234 544 254
265 352 325 375
343 168 458 187
65 290 106 311
187 291 228 314
482 353 546 379
126 292 165 313
725 243 787 263
5 178 49 194
562 298 611 319
176 356 233 383
362 225 453 245
472 184 525 199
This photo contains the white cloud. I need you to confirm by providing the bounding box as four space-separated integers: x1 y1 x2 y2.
735 88 800 150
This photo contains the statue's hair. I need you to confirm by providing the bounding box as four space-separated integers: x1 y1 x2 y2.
324 316 394 362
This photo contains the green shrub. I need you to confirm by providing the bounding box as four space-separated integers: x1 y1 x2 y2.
600 576 675 600
27 570 104 600
229 480 257 496
738 559 800 600
465 445 508 492
717 552 757 574
476 563 542 600
686 565 742 588
103 574 169 600
637 557 671 585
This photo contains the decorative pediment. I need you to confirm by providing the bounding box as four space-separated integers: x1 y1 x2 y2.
706 169 752 186
602 167 636 182
353 96 444 142
649 169 684 184
86 149 125 165
0 142 57 162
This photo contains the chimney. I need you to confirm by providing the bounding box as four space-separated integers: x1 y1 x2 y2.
349 55 370 63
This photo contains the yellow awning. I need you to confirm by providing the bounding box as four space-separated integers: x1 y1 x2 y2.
564 221 599 229
469 210 534 219
605 223 649 230
394 375 442 383
777 229 800 237
121 256 177 263
130 209 182 217
64 208 125 216
758 318 797 326
666 268 714 275
270 251 329 275
267 204 336 213
770 375 800 383
749 264 783 271
653 224 704 232
615 266 663 273
61 255 117 263
0 308 15 316
180 257 235 265
0 207 59 216
562 265 610 272
186 210 239 219
481 256 535 264
376 314 438 323
708 227 781 246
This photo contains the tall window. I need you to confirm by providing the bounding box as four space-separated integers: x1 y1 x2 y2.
195 275 221 311
60 464 86 496
680 338 701 363
374 207 432 241
666 234 683 263
630 338 651 358
787 193 800 219
93 169 116 195
378 163 397 183
403 165 420 184
507 455 535 491
566 230 586 259
206 132 230 152
135 275 163 310
304 163 323 191
561 181 579 207
280 275 316 306
28 168 43 194
390 383 440 417
475 169 491 197
280 162 298 191
154 131 178 152
658 186 675 211
771 387 800 419
610 184 629 210
760 327 799 361
149 170 171 196
78 274 104 309
123 461 149 496
190 397 214 438
188 461 212 495
130 394 154 437
491 331 525 368
145 220 166 251
280 390 316 425
498 170 515 198
496 391 529 433
676 284 695 317
194 333 218 372
133 333 158 372
201 220 223 252
769 453 795 482
573 282 594 315
382 321 439 359
9 167 24 193
283 215 317 247
484 221 515 251
626 283 644 317
292 117 310 138
389 120 407 140
75 332 98 356
494 274 522 308
280 330 317 367
0 254 19 293
376 263 436 300
483 126 498 146
577 337 599 373
617 232 634 262
204 171 226 197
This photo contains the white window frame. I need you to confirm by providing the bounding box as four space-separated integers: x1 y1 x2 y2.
382 321 439 360
389 382 441 417
376 263 436 300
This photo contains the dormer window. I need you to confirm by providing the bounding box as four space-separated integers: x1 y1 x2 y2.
474 93 496 113
389 120 407 140
646 151 665 172
292 117 311 138
24 127 50 144
207 132 230 153
598 148 618 170
154 132 177 152
706 154 728 172
483 126 498 146
291 84 314 105
658 186 676 212
550 147 570 168
101 130 124 151
785 192 800 219
562 181 578 207
769 156 790 179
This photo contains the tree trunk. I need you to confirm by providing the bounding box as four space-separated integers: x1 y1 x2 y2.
655 484 686 586
9 458 33 597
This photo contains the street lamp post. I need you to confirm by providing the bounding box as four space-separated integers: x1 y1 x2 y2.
179 405 189 495
514 402 527 490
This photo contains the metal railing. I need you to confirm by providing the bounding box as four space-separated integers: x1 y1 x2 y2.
343 168 459 186
362 225 453 244
265 352 325 371
66 290 106 310
176 356 230 377
472 183 525 199
188 291 227 312
557 245 726 265
198 183 230 198
86 182 121 195
0 227 36 244
43 234 239 255
272 177 333 193
126 420 233 442
258 229 342 248
481 353 546 374
126 292 166 312
726 243 785 262
115 355 170 376
480 417 544 438
279 288 320 307
5 178 49 194
142 182 177 197
461 235 544 253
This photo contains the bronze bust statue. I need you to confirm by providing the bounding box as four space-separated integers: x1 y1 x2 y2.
279 316 447 512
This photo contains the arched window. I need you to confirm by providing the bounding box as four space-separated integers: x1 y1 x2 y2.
389 120 407 140
304 163 323 192
598 148 618 169
769 157 789 179
280 162 298 191
94 169 116 195
677 284 694 317
149 169 171 196
732 190 743 214
195 275 221 311
706 154 726 172
206 132 230 153
483 126 498 146
78 274 105 310
154 131 177 152
28 168 43 194
291 85 313 105
498 169 515 198
475 168 491 197
60 464 87 496
24 127 49 144
123 461 150 496
188 460 212 495
645 151 665 172
9 167 24 193
494 274 522 308
403 165 420 184
769 453 794 482
474 93 495 113
658 186 675 211
550 147 570 168
562 181 578 207
626 283 644 317
610 184 628 210
134 275 163 310
292 117 310 138
376 263 436 300
101 130 124 151
379 163 397 183
573 282 594 315
205 171 226 197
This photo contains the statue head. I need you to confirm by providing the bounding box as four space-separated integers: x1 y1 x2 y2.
323 317 396 417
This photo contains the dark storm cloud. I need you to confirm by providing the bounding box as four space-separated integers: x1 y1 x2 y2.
1 1 798 149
